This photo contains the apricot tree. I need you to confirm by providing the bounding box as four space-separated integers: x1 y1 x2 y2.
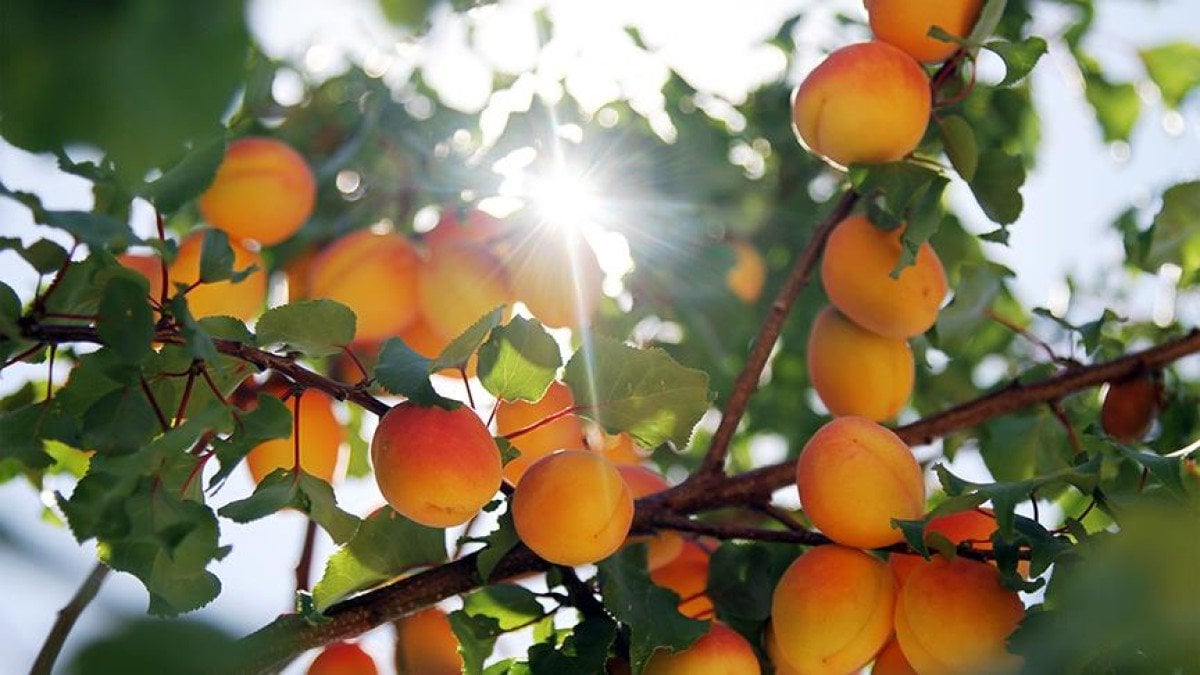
1 1 1199 674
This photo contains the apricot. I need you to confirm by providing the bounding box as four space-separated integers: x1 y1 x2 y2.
893 556 1024 674
495 381 586 484
371 402 501 528
245 385 344 484
771 545 896 675
807 306 914 421
117 252 165 298
505 232 603 329
592 429 648 466
872 638 917 675
417 240 513 342
424 208 512 251
308 230 420 343
617 466 685 570
796 417 924 548
307 641 377 675
197 138 316 247
395 607 463 675
889 508 1030 583
792 41 931 168
821 214 947 339
1101 374 1160 443
765 624 803 675
865 0 984 64
644 622 760 675
649 539 714 619
511 450 633 566
726 240 766 303
168 231 267 321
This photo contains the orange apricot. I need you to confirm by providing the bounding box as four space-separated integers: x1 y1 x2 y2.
792 41 931 168
889 508 1031 583
820 214 947 339
168 231 267 321
771 545 896 675
649 539 714 619
245 385 344 484
807 306 914 421
504 232 603 329
872 638 917 675
1101 374 1160 443
117 252 165 298
726 240 766 303
371 402 501 528
308 230 420 343
796 417 924 548
307 641 377 675
617 466 684 570
591 429 649 466
644 622 760 675
765 624 803 675
865 0 984 64
198 137 316 247
424 208 512 251
495 381 586 484
894 556 1024 674
395 607 463 675
417 241 513 341
511 450 633 566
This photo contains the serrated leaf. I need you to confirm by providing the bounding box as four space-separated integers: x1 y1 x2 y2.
0 400 79 470
1080 65 1140 142
494 437 521 467
197 229 235 284
478 316 562 402
1118 447 1191 500
562 336 710 449
848 162 942 230
938 115 978 181
141 132 226 213
527 616 617 674
1139 42 1200 109
969 150 1025 225
375 337 442 405
893 518 933 558
433 306 504 371
97 272 155 365
464 584 545 631
42 210 140 251
476 508 520 581
219 470 360 544
256 299 357 357
985 37 1047 86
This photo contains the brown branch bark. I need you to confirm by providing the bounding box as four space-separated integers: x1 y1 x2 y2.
30 562 110 675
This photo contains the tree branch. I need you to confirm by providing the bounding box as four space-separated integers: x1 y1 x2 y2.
30 562 110 675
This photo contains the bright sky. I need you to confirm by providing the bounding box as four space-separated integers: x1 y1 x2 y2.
1 1 1198 673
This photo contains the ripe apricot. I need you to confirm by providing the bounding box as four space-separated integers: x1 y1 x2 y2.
395 607 463 675
246 385 344 484
771 545 896 675
198 137 316 247
505 232 603 329
417 241 513 342
1101 374 1160 443
512 450 633 566
821 214 947 339
792 41 931 168
424 208 512 251
893 556 1024 674
872 638 917 675
495 381 586 484
117 252 164 298
371 402 501 528
726 240 766 303
765 624 803 675
796 417 924 548
168 231 267 321
308 230 420 343
889 508 1030 583
617 466 684 570
307 641 377 675
807 306 914 421
644 622 760 675
591 429 648 466
865 0 984 64
649 539 714 619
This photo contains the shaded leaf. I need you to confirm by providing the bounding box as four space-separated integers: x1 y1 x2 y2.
968 150 1025 225
256 299 357 357
985 37 1048 86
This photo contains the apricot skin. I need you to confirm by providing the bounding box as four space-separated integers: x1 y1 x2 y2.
872 638 917 675
765 624 803 675
395 607 463 675
889 508 1030 582
807 306 914 421
644 622 760 675
894 557 1024 674
505 232 603 329
246 386 344 484
512 450 634 566
771 545 896 675
649 539 714 619
592 429 648 466
821 214 948 339
796 417 924 548
307 641 377 675
198 137 316 247
308 230 420 343
168 231 267 321
118 253 164 298
495 381 586 484
865 0 984 64
727 240 766 303
792 41 931 168
417 241 513 342
618 466 685 570
371 402 501 528
1101 375 1159 443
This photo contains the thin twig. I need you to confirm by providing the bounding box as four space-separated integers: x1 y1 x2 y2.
30 562 110 675
139 376 170 433
295 519 319 595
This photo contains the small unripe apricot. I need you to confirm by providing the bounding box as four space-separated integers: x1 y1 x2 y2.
797 417 924 548
371 402 501 528
644 622 760 675
872 638 917 675
1101 374 1160 443
807 306 914 421
726 240 766 303
821 214 947 339
117 253 164 297
246 386 344 484
395 607 463 675
894 556 1024 674
199 138 316 247
865 0 984 64
307 641 377 675
496 381 587 484
512 450 634 566
169 231 267 321
792 41 931 168
308 230 420 343
771 545 896 675
618 466 685 570
506 233 604 329
649 539 714 619
418 241 513 342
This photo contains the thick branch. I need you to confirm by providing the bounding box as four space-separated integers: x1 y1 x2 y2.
30 562 110 675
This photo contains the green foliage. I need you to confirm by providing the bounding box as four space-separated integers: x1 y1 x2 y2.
1139 42 1200 109
68 618 236 675
434 306 505 372
219 470 361 544
985 36 1048 87
256 299 357 357
475 508 521 581
478 317 563 402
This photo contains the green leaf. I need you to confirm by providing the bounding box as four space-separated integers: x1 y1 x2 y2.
562 336 710 449
69 618 236 675
1118 447 1192 500
375 337 444 406
197 229 236 284
478 316 563 402
494 437 521 467
209 394 293 488
219 470 361 544
1139 43 1200 109
45 210 141 251
968 150 1026 225
1143 181 1200 277
0 280 22 342
433 306 504 371
463 584 545 630
378 0 436 29
256 299 357 357
707 541 799 622
448 610 501 675
848 162 942 232
0 401 78 470
141 132 226 214
476 508 520 582
343 404 372 479
312 506 447 611
15 238 70 274
894 176 949 276
97 272 155 365
985 37 1048 87
938 115 979 181
893 519 933 558
527 616 617 674
1079 61 1141 142
598 545 708 674
967 0 1007 45
80 385 161 456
